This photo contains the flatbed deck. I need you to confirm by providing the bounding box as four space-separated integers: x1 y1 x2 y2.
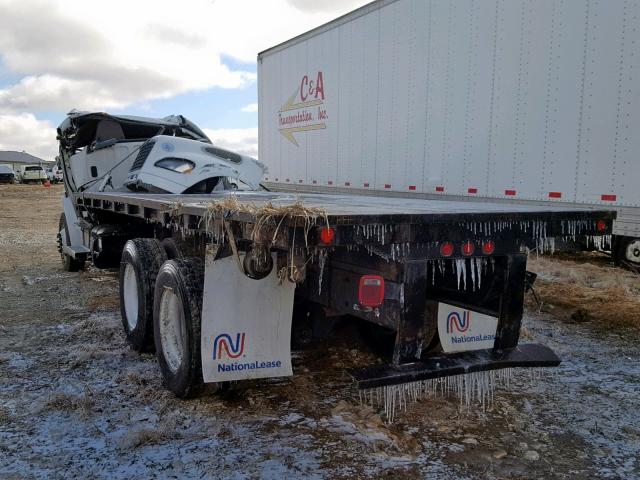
75 190 615 227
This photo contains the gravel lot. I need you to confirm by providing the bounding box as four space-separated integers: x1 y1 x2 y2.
0 184 638 479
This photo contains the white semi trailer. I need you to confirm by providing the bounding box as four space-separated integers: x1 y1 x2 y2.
258 0 640 268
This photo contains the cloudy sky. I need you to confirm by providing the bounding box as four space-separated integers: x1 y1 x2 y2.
0 0 369 160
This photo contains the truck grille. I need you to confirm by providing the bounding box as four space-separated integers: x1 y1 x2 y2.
130 141 155 171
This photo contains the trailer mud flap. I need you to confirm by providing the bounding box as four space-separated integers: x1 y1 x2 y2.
200 253 295 383
349 343 560 390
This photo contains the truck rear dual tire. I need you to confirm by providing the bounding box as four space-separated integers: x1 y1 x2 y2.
153 258 211 398
119 238 167 352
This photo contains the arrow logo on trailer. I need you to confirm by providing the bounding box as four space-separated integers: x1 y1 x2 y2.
278 72 328 146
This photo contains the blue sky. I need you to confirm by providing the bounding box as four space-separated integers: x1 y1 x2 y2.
0 0 368 159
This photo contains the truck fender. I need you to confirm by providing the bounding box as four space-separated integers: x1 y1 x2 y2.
61 195 84 248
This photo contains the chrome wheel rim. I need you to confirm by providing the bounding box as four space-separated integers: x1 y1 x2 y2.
123 264 139 330
159 288 187 373
625 240 640 264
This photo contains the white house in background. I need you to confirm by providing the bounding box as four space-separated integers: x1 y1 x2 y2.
0 150 53 172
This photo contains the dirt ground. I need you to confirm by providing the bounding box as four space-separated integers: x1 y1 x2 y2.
0 184 638 479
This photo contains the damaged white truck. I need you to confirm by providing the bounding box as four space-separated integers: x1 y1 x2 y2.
56 110 614 418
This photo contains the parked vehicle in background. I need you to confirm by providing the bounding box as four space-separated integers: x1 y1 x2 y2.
258 0 640 270
0 165 16 184
20 165 48 184
46 166 63 183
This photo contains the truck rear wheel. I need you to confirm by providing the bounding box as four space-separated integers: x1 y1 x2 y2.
119 238 167 352
621 237 640 268
153 258 211 398
57 213 85 272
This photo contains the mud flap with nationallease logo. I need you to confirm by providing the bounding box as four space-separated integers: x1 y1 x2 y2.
200 253 295 383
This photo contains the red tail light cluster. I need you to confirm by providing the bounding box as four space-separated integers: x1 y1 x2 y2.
358 275 385 308
440 240 496 257
596 220 607 232
440 242 454 257
319 227 335 244
482 240 495 255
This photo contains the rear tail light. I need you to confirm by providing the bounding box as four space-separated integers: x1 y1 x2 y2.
482 240 495 255
596 220 607 232
462 241 475 256
358 275 385 308
319 227 335 244
440 242 454 257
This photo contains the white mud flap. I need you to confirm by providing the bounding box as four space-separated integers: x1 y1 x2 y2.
200 251 295 383
437 302 498 353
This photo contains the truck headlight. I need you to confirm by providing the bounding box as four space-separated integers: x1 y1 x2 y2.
154 158 195 174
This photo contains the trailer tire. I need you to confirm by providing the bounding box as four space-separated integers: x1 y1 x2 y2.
119 238 167 352
57 213 85 272
153 258 210 398
161 238 184 260
618 237 640 270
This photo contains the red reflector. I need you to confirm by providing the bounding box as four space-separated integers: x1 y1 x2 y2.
358 275 385 308
462 241 475 256
364 183 370 188
505 189 516 196
468 188 478 194
436 186 444 192
409 185 416 191
319 227 335 244
384 184 391 189
601 194 617 201
549 192 562 198
482 240 495 255
440 242 454 257
597 220 607 232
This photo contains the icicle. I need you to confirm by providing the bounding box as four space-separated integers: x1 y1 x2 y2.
361 367 535 423
318 249 327 295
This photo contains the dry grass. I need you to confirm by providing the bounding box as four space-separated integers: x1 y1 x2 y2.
39 388 96 417
204 195 328 242
87 294 120 311
527 254 640 328
0 406 11 424
118 416 182 449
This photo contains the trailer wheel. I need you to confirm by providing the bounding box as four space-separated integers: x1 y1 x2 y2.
161 238 184 260
153 258 212 398
620 237 640 269
57 213 85 272
119 239 167 352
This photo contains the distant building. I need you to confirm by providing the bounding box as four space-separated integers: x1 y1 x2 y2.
0 151 53 171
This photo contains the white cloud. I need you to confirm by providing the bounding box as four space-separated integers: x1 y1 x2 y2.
241 103 258 113
0 0 369 114
0 113 57 160
204 127 259 159
0 0 371 157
